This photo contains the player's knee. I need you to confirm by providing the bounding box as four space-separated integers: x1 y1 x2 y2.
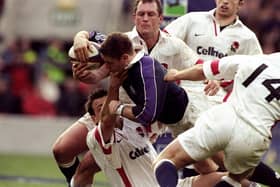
154 159 178 187
52 140 70 162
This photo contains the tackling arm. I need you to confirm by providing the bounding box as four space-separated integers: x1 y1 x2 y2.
164 64 206 82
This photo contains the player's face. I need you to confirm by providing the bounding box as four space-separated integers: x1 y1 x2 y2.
102 54 128 73
92 96 107 122
134 1 163 39
215 0 243 18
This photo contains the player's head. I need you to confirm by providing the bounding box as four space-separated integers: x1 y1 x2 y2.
215 0 244 18
99 32 134 73
133 0 163 39
85 89 107 122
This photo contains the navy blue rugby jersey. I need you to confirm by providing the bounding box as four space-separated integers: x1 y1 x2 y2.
122 54 188 126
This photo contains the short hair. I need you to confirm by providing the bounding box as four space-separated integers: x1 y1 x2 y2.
99 32 133 60
85 89 107 116
134 0 163 15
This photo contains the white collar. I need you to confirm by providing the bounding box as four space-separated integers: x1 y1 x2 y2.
125 49 146 69
209 9 242 27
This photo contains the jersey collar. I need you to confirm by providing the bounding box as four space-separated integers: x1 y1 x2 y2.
209 9 243 27
125 49 145 69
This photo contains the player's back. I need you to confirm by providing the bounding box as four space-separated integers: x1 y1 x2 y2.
229 53 280 138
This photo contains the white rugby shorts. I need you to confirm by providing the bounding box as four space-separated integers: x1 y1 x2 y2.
178 103 270 174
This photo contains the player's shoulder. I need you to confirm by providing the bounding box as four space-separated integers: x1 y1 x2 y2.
235 20 258 38
161 31 187 46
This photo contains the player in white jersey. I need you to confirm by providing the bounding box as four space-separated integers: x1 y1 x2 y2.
154 52 280 187
52 89 107 186
164 0 263 121
164 0 265 145
164 0 266 179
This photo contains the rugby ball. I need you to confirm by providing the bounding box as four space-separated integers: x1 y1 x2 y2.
68 41 104 69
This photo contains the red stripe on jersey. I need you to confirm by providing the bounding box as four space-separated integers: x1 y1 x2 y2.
210 59 220 75
213 20 217 36
195 59 204 64
220 80 234 88
117 167 132 187
94 128 112 154
162 29 169 34
223 90 232 102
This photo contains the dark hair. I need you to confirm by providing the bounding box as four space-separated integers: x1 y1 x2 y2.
85 89 107 115
99 32 133 60
134 0 163 15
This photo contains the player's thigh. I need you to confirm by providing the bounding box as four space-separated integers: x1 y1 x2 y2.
177 105 234 162
224 120 271 174
193 158 218 174
73 151 100 186
53 122 89 155
155 138 196 169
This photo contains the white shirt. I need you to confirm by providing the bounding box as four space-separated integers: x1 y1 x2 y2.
77 112 96 130
165 9 262 60
203 53 280 138
125 27 199 71
87 118 159 187
165 8 263 95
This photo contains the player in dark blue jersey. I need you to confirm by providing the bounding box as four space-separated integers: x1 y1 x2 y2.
99 32 188 127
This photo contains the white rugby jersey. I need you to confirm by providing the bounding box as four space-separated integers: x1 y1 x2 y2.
125 27 199 71
87 118 159 187
165 9 262 60
77 112 96 130
165 8 262 95
203 53 280 138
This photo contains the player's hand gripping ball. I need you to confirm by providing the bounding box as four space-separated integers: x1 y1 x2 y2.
68 41 104 69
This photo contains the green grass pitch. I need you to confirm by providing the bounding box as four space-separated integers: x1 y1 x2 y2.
0 154 109 187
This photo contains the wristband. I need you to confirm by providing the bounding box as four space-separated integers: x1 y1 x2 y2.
115 104 125 116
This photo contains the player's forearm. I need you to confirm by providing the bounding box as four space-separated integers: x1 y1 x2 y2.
121 105 137 122
175 64 206 81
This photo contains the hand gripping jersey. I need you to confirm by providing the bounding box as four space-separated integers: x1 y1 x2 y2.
203 53 280 138
87 118 159 187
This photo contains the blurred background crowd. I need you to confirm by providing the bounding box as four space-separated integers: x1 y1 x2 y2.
0 0 279 117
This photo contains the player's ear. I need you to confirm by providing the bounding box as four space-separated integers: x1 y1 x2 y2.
121 54 130 63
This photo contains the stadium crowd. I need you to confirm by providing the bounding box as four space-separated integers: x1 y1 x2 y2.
0 0 278 118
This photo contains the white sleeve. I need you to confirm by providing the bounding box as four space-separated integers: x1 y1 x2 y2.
203 56 241 80
77 113 96 130
245 35 263 55
165 14 190 40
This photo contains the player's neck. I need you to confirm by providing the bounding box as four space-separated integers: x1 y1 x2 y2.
141 31 160 52
215 13 237 27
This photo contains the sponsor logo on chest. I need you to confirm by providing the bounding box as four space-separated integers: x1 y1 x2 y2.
129 145 150 160
197 46 228 58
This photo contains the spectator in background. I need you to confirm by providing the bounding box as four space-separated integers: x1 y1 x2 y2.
42 38 72 84
239 0 280 53
56 77 87 117
21 85 56 116
0 76 21 114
